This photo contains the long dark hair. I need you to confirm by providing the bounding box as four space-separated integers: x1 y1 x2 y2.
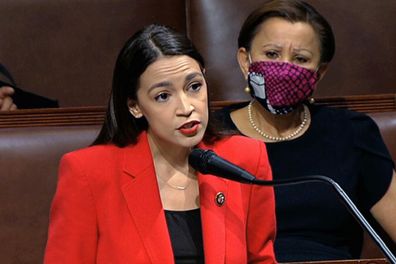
93 24 218 147
238 0 335 64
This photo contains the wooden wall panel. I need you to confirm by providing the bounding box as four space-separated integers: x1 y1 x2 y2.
1 94 395 128
0 0 186 107
306 0 396 97
187 0 396 101
1 0 395 107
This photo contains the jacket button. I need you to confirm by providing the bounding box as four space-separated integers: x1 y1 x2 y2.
215 192 225 206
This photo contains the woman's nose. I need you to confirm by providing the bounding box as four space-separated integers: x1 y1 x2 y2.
280 56 292 64
176 95 194 116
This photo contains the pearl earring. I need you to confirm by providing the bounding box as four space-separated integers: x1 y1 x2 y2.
308 97 315 104
244 86 251 94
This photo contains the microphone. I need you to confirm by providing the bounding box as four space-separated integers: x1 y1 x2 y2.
189 148 396 264
189 148 256 183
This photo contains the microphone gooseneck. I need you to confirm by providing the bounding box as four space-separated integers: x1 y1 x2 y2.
189 148 396 264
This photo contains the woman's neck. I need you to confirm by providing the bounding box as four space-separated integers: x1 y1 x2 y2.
147 131 199 211
253 100 304 133
231 100 311 142
147 131 193 179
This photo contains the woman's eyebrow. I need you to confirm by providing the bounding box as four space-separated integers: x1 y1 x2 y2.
261 44 282 49
148 81 171 91
185 72 204 83
148 72 204 92
292 48 313 55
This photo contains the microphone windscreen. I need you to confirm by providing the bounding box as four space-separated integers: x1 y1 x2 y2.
189 148 210 173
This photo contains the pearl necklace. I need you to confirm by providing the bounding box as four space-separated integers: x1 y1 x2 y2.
247 101 309 142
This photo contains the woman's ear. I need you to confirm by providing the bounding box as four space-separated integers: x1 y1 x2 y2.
127 99 143 118
237 47 250 80
317 63 329 81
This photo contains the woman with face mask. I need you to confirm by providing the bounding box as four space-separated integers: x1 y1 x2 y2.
44 24 277 263
214 0 396 262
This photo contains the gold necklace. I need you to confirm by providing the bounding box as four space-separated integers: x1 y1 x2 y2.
247 100 309 142
157 176 192 191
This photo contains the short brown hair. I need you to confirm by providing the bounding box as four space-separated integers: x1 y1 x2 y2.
238 0 335 64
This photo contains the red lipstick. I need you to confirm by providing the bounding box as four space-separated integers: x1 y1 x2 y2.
178 121 200 136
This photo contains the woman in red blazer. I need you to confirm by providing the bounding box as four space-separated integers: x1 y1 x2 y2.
44 24 277 263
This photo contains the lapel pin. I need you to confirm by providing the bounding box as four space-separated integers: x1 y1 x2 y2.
215 192 226 206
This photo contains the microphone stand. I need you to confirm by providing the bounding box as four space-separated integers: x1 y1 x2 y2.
250 175 396 264
188 148 395 262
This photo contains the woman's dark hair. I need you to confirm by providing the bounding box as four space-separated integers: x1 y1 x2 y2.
93 24 217 147
238 0 335 64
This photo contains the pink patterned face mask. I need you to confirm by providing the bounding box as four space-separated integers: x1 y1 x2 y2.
248 61 319 115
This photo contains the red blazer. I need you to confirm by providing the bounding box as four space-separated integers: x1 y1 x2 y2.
44 132 276 263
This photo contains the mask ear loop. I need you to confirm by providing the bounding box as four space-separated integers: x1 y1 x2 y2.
314 63 324 78
307 63 323 105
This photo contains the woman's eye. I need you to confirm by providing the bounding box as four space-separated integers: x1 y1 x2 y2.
265 51 279 59
189 82 202 92
154 92 170 102
295 56 309 64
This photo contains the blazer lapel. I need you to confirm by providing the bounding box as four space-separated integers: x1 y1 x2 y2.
121 132 174 263
199 170 228 264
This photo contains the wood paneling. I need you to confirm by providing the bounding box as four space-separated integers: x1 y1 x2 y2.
0 0 187 107
1 94 395 128
187 0 396 101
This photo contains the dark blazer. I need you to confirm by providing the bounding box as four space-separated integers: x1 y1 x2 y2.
44 131 277 263
0 64 58 109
